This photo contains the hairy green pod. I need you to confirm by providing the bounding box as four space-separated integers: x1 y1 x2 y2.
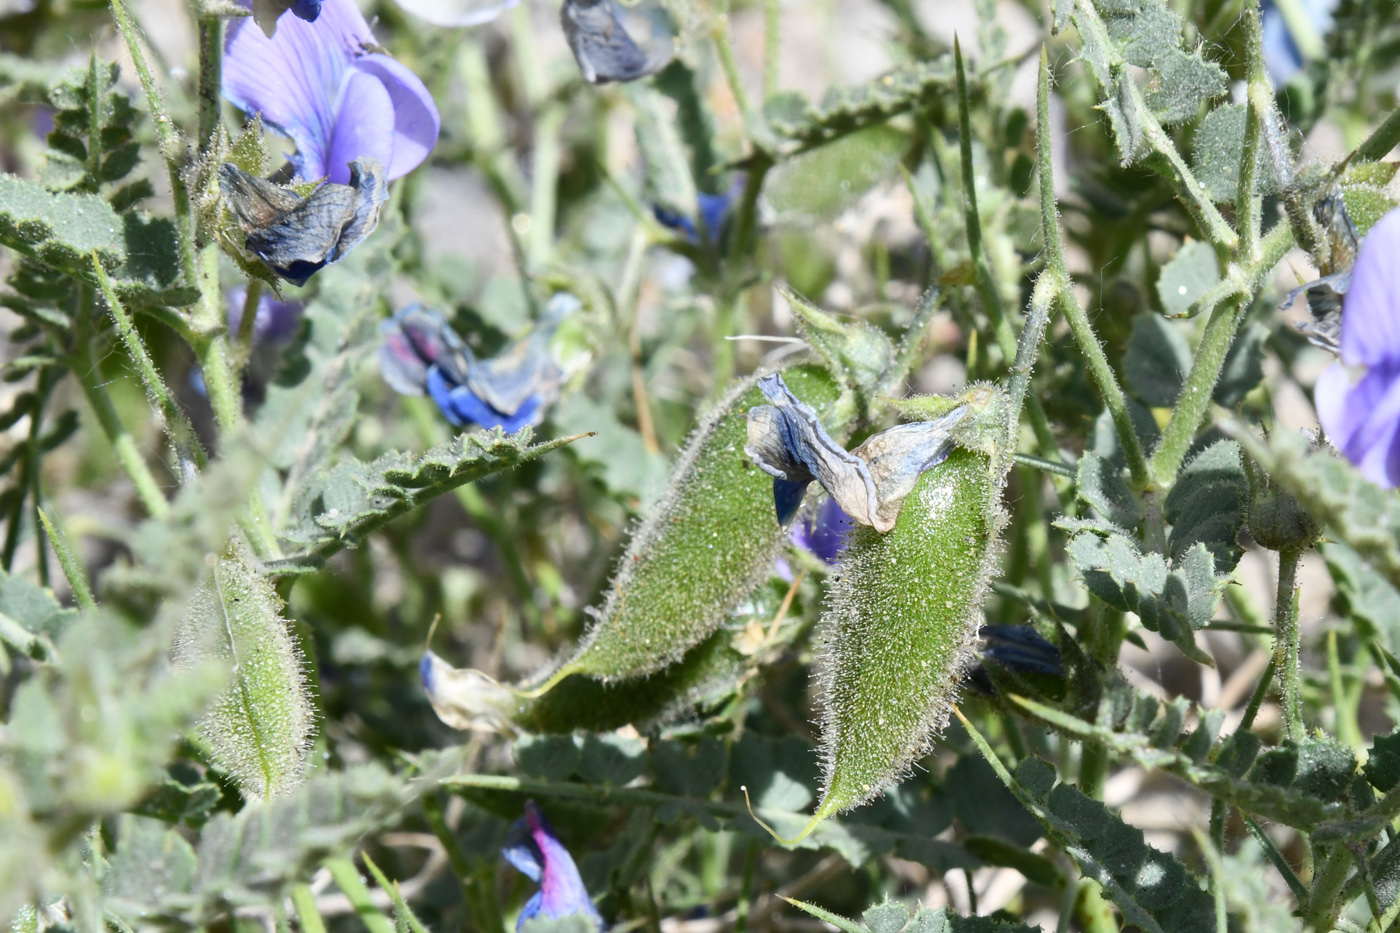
176 541 314 799
538 365 842 686
812 446 998 819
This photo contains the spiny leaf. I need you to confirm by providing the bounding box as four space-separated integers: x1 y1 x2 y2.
764 58 956 155
268 428 587 573
1064 531 1223 662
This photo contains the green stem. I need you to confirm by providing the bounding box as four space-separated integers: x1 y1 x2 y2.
37 508 96 612
1274 546 1303 740
712 0 766 147
1191 827 1228 933
72 286 170 519
1237 5 1267 264
236 278 261 353
1327 629 1363 750
93 255 204 473
763 0 780 100
528 103 565 270
290 886 327 933
1243 814 1308 902
324 858 394 933
1239 657 1276 730
196 15 222 152
1304 844 1354 932
735 839 760 933
1035 50 1149 489
1355 106 1400 163
1079 741 1108 800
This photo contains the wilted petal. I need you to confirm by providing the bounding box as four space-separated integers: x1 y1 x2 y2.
221 158 387 285
468 293 578 417
502 802 605 932
378 304 473 395
391 0 521 26
427 368 545 432
561 0 671 84
419 651 516 733
850 407 967 531
745 373 878 526
978 624 1063 677
791 496 855 565
251 0 323 37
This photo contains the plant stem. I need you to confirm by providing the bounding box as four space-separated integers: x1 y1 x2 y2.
1034 50 1149 489
1327 629 1363 750
712 0 766 147
289 885 327 933
196 15 223 152
528 103 564 270
72 287 170 519
1355 106 1400 163
236 279 261 352
1304 844 1354 932
37 508 95 611
1274 545 1303 740
1079 741 1107 799
1237 5 1267 264
324 858 394 933
963 46 1056 464
1150 294 1245 484
763 0 780 100
93 255 204 474
735 839 761 933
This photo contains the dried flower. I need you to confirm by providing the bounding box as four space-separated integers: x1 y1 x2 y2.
223 0 440 186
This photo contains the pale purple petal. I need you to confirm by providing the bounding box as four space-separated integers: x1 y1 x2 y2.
223 0 379 181
1340 208 1400 369
325 69 395 185
1314 360 1351 444
351 55 441 180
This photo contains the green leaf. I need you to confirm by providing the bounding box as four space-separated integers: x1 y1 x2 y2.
652 736 728 798
41 57 142 194
765 125 910 220
1192 104 1280 203
515 734 585 781
1156 240 1220 319
862 898 910 933
0 174 124 274
1324 542 1400 650
1066 532 1223 661
176 539 314 799
1124 314 1191 405
630 83 698 220
1077 450 1142 530
1364 727 1400 793
0 566 74 662
1214 322 1268 406
764 58 956 155
578 733 647 786
1341 183 1398 238
104 815 198 919
269 428 585 573
1164 439 1246 573
132 776 223 827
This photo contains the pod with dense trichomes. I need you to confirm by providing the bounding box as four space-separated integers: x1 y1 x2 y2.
745 381 1005 836
175 540 314 799
529 365 844 690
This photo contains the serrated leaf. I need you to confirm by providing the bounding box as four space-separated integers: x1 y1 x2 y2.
1145 48 1227 125
1077 450 1142 528
1156 241 1220 319
862 898 910 933
1067 532 1224 660
1124 314 1190 405
0 174 124 273
1365 728 1400 793
269 428 586 573
1164 439 1246 572
765 58 956 155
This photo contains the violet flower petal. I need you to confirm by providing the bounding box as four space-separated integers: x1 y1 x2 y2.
523 802 605 931
351 55 442 180
1340 208 1400 369
1319 361 1400 488
791 496 855 565
224 0 439 184
324 69 397 185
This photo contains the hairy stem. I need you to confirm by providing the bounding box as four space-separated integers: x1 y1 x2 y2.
1274 545 1303 740
1237 4 1268 263
37 508 95 611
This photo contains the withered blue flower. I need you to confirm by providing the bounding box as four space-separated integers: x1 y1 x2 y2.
744 373 968 531
791 496 855 565
219 157 387 286
963 624 1064 696
250 0 321 38
380 293 581 432
561 0 672 84
224 0 440 185
1314 207 1400 488
502 801 605 932
653 177 745 246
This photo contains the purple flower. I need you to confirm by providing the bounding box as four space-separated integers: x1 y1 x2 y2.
1314 208 1400 488
791 496 855 565
502 802 605 932
223 0 440 186
652 177 746 246
226 286 304 344
379 294 581 433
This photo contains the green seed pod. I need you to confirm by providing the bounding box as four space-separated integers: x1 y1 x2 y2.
176 540 314 799
536 365 842 687
812 446 999 818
